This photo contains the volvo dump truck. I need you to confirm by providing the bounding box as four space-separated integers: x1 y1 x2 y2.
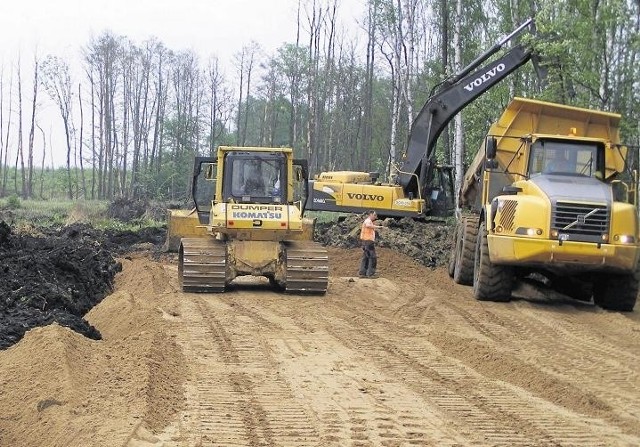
307 19 536 218
449 97 639 311
176 146 329 294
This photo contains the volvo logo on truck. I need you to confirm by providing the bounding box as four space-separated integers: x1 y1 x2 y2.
464 63 506 92
347 193 385 201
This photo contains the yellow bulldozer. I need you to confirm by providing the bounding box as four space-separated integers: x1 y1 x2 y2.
166 146 328 294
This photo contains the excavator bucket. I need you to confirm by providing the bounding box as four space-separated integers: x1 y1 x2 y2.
163 208 208 252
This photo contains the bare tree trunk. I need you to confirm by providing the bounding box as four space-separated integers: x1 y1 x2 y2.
0 64 6 197
15 59 26 197
15 59 26 198
243 43 258 147
37 124 46 198
2 70 13 196
26 56 39 199
453 0 463 211
235 50 245 146
78 83 87 197
440 0 450 161
362 1 376 173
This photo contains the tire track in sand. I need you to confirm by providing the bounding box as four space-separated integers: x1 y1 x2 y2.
310 281 637 446
169 296 318 446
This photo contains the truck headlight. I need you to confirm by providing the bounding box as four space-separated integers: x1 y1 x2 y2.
614 234 635 243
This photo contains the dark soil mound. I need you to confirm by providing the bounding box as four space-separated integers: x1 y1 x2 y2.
107 197 148 221
107 197 168 222
0 221 122 350
315 215 454 268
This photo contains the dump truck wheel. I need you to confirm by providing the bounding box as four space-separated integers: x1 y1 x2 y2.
453 216 478 285
473 221 513 302
447 222 459 278
593 267 639 312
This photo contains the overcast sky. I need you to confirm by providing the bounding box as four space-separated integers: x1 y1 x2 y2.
0 0 364 68
0 0 365 167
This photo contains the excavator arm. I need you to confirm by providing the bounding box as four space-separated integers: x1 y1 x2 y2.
397 19 534 199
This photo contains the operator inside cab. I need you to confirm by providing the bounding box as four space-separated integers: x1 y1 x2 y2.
529 141 598 177
242 159 266 195
543 150 574 174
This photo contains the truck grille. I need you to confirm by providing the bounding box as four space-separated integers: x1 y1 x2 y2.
499 200 517 231
551 201 609 243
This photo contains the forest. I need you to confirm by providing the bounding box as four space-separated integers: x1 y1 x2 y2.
0 0 638 202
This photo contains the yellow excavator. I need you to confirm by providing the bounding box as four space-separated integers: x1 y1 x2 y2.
306 19 536 219
168 146 328 294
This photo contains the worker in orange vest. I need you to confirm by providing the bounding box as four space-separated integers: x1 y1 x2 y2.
358 210 383 278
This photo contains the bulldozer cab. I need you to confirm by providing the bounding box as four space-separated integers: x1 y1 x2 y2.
190 148 311 226
223 151 288 205
427 165 455 217
192 156 217 225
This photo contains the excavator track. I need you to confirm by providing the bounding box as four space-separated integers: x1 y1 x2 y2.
284 241 329 294
179 238 228 293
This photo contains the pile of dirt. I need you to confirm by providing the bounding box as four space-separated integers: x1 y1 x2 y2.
0 221 122 350
107 197 148 221
315 215 454 268
107 197 168 222
0 258 187 447
57 223 166 255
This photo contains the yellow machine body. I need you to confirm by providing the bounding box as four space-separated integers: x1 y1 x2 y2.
175 146 328 293
307 167 455 217
451 97 640 310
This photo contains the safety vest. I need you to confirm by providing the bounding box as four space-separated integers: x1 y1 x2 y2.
360 217 376 241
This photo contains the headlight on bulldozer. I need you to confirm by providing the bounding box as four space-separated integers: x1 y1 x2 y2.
515 227 543 236
614 234 635 243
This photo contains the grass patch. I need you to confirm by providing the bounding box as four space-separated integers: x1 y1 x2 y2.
0 199 165 231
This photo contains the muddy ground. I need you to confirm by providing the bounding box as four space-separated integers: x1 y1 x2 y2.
0 214 452 351
1 245 638 446
1 213 639 446
0 221 165 349
315 215 453 268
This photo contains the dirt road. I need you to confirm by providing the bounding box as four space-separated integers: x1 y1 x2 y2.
1 247 639 446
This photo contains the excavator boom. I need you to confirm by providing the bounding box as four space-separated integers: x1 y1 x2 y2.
398 20 534 198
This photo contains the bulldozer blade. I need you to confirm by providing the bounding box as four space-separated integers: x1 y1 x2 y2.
163 209 208 252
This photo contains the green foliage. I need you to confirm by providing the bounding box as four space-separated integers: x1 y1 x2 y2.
3 1 639 208
5 195 21 210
93 217 165 232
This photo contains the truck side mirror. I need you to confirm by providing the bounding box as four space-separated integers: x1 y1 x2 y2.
486 137 497 159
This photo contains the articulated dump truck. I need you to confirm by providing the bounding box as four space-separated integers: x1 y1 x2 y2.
449 97 640 311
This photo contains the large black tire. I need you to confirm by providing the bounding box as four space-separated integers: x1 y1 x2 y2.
593 266 639 312
453 216 478 285
473 221 513 302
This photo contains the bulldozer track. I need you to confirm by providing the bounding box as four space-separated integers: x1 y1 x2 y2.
179 238 227 292
284 241 329 294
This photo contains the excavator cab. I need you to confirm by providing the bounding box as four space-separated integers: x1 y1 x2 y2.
426 165 455 217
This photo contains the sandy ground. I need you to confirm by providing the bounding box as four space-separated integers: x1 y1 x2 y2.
1 246 639 446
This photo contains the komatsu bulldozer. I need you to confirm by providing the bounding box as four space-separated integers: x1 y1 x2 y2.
170 146 329 294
